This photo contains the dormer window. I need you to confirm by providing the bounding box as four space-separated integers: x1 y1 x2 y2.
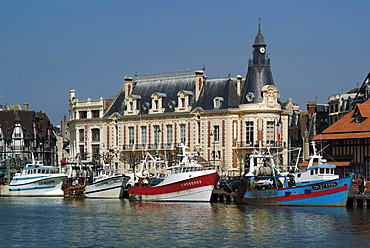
355 114 362 123
129 102 134 111
213 97 224 109
149 92 166 114
124 95 141 115
175 90 193 112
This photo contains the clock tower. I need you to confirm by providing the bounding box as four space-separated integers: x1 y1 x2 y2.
241 21 275 104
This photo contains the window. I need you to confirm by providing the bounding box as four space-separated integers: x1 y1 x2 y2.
266 121 274 146
91 129 100 142
245 121 254 146
154 125 161 149
79 111 87 119
115 126 119 146
215 99 220 108
141 126 147 148
13 122 22 138
79 145 87 160
167 125 173 148
129 102 134 111
92 144 100 160
355 115 362 123
180 124 186 144
175 90 193 112
128 127 135 149
213 125 220 142
366 158 370 181
211 151 221 160
124 95 141 115
79 129 84 142
197 122 201 144
213 97 224 109
92 110 100 118
149 92 166 114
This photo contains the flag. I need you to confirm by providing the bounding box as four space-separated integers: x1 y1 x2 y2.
277 117 282 141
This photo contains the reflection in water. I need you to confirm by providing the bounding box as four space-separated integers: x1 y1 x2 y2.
0 198 370 247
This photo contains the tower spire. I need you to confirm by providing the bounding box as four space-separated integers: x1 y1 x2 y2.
258 18 261 34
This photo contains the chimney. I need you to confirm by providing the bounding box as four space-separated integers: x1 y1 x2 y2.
124 76 133 99
23 102 29 111
236 75 243 96
195 70 204 101
307 101 316 115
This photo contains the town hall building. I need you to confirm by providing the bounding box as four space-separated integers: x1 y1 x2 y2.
67 24 291 177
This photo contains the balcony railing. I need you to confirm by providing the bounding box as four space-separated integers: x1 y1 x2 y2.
122 143 187 151
237 141 285 148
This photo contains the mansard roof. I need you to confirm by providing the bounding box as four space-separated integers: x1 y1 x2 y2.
192 77 240 110
104 71 242 117
105 86 125 117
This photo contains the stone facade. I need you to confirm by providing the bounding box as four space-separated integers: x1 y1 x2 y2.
66 25 291 177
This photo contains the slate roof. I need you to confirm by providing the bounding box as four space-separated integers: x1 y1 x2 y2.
105 86 125 117
192 77 240 110
0 110 54 140
253 24 266 46
313 98 370 140
241 66 275 104
105 71 244 118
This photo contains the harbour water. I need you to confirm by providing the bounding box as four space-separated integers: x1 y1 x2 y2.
0 197 369 248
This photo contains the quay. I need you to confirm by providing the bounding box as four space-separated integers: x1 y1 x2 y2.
210 188 370 209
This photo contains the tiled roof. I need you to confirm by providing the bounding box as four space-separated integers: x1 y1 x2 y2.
356 104 370 117
313 98 370 140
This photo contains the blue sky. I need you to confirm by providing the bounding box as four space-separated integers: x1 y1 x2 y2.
1 0 369 124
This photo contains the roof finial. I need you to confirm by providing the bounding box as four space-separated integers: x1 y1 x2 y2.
258 18 261 34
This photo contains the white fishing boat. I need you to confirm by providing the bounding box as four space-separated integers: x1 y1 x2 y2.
84 168 130 198
63 159 130 198
0 159 67 197
128 144 220 202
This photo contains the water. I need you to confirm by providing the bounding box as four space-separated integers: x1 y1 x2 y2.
0 198 369 248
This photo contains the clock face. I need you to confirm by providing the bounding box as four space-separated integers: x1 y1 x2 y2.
246 92 255 102
260 47 265 54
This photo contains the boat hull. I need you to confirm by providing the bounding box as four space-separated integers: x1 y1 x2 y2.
240 174 354 207
129 171 219 202
84 175 130 198
1 175 67 197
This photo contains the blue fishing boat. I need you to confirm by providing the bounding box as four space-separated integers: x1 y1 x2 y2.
237 142 354 207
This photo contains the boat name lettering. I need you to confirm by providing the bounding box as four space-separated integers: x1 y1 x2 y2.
95 181 109 187
38 180 55 185
181 180 202 187
312 182 338 190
